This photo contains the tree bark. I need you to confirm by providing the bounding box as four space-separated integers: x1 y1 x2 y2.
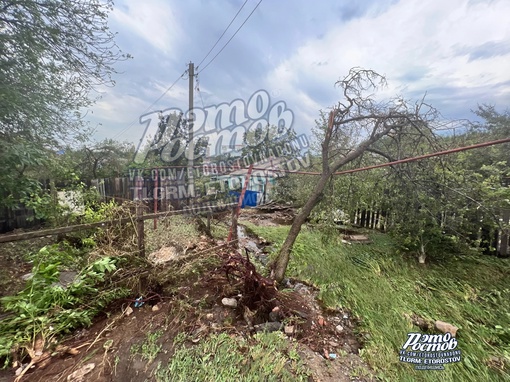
271 68 431 283
273 171 331 282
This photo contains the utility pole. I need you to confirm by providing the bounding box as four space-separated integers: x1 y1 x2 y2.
188 62 194 203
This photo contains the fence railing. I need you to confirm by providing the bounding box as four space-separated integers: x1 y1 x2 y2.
0 203 238 257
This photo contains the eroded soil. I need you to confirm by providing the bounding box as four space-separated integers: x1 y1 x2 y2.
0 213 374 382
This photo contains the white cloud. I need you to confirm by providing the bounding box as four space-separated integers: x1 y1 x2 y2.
111 0 183 54
265 0 510 123
92 0 510 142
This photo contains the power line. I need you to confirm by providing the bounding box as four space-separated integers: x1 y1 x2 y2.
250 137 510 175
196 0 249 69
111 70 187 141
198 0 263 74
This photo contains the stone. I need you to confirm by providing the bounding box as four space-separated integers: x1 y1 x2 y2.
254 322 282 333
435 320 459 337
151 304 160 312
318 316 326 326
67 363 95 381
335 325 344 333
269 306 281 322
125 306 134 316
221 297 238 308
206 313 214 320
284 325 295 335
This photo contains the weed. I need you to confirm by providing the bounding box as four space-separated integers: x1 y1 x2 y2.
155 331 309 382
247 223 510 382
0 245 129 367
131 330 163 363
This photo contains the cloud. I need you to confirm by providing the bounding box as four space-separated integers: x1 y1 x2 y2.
455 41 510 62
111 0 183 55
91 0 510 143
264 0 510 126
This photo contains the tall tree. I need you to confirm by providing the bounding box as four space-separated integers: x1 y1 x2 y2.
0 0 128 206
271 68 439 282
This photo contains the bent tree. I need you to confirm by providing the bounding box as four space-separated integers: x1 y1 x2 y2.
271 68 439 282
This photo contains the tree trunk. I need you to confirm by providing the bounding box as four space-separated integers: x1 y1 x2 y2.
273 171 331 282
418 241 426 264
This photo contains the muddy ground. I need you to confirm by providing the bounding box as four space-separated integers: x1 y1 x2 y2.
0 211 374 382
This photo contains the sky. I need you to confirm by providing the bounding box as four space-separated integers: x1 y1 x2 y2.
88 0 510 146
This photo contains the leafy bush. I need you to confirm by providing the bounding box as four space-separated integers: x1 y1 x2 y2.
0 245 129 367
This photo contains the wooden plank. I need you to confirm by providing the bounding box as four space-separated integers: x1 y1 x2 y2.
0 202 238 244
142 203 237 221
0 218 132 243
228 164 254 242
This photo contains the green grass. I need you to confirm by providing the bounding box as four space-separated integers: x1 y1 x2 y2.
130 329 164 363
154 332 309 382
246 223 510 382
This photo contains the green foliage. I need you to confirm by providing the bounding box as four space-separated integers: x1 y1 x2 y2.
0 0 129 209
155 332 309 382
0 139 49 209
130 330 164 363
0 244 129 366
250 224 510 382
136 111 209 167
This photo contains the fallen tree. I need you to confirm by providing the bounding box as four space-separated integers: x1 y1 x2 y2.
271 68 439 282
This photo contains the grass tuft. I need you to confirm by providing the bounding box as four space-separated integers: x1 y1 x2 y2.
247 223 510 382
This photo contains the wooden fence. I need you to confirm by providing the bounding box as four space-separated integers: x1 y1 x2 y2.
350 207 509 256
0 206 42 233
0 203 238 257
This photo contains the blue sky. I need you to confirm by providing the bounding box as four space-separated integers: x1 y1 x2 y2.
88 0 510 145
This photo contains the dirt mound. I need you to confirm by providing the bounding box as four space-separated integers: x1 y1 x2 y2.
0 244 373 382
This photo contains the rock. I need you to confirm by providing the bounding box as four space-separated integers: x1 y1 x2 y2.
206 313 214 320
125 306 134 316
258 254 269 266
221 297 238 308
243 306 256 327
318 316 326 326
343 344 353 353
435 320 459 337
147 245 184 265
254 322 282 333
67 363 95 381
151 304 160 312
15 365 28 376
293 310 309 319
268 306 281 322
335 325 344 333
284 325 295 335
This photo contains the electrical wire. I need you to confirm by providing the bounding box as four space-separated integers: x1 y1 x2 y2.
110 70 187 141
198 0 263 74
196 0 249 69
249 137 510 175
109 0 261 142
